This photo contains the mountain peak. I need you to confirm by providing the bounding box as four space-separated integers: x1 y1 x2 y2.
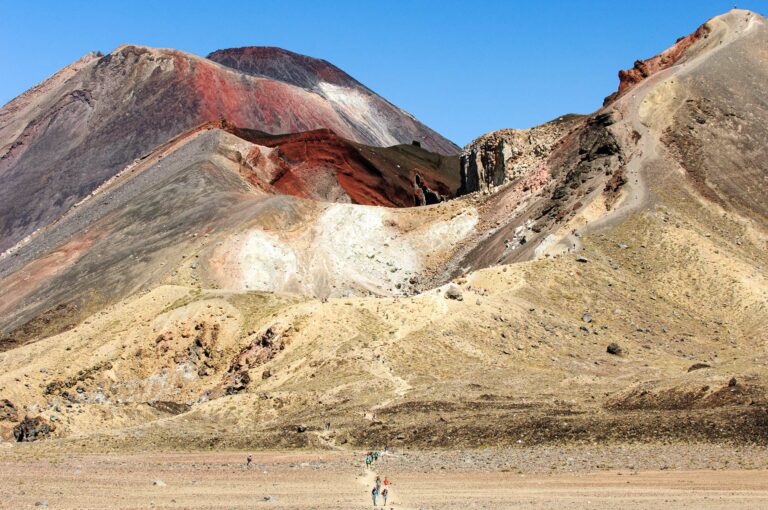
207 46 363 91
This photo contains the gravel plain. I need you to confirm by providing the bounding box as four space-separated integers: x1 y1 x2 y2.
1 445 767 509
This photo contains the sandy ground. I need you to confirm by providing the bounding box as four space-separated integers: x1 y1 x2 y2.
0 449 767 509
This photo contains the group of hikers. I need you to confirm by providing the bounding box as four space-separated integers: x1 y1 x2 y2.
365 447 394 507
364 450 380 469
371 474 390 506
245 448 395 506
364 446 394 469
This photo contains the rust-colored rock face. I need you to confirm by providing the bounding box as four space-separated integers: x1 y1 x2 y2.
229 127 459 207
604 23 711 105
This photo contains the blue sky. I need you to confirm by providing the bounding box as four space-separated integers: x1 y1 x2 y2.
1 0 765 146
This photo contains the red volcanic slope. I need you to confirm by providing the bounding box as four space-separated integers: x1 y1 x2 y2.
603 23 711 105
227 126 460 207
0 45 458 252
207 47 460 156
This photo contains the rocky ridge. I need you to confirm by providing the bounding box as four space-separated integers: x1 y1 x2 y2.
459 114 582 194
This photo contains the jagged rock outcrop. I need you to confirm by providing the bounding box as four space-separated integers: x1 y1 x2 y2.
459 115 582 194
204 327 289 399
604 23 711 105
530 112 622 230
453 110 625 272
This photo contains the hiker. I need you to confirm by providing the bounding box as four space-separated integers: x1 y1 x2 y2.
246 454 253 468
375 475 382 491
383 476 390 489
365 455 372 469
371 485 379 506
382 487 389 505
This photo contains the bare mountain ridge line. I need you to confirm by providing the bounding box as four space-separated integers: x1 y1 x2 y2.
206 46 369 92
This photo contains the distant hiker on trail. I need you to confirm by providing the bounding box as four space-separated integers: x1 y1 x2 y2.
375 475 382 491
382 487 389 505
246 454 253 468
371 485 379 506
365 455 372 469
383 476 390 489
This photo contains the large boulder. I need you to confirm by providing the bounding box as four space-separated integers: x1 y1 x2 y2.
444 284 464 301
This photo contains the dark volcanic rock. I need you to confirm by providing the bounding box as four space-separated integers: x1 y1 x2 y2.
207 46 361 91
13 415 55 442
148 401 191 415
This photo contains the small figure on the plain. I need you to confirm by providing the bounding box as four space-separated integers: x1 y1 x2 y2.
375 475 382 491
382 487 389 505
246 454 253 468
383 476 390 489
365 455 372 469
371 485 379 506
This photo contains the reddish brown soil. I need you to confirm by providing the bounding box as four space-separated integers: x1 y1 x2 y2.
0 230 104 317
